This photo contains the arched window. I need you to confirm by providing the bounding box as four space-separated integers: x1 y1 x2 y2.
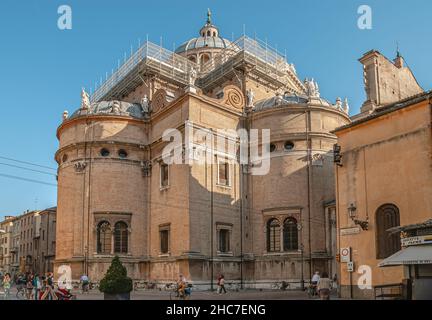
283 218 298 251
97 221 111 254
114 222 128 254
376 204 401 259
267 219 281 252
207 30 211 37
200 54 210 68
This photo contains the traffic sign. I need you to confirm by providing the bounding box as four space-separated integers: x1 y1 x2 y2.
340 247 351 263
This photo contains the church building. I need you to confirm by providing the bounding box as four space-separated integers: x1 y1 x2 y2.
54 11 350 288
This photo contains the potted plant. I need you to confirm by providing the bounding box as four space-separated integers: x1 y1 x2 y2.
99 256 133 300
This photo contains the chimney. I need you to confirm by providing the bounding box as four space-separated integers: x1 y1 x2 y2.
393 51 404 68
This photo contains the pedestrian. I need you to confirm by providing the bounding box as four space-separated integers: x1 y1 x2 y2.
2 273 11 299
80 273 90 293
47 272 54 289
317 272 332 300
26 273 34 300
219 275 227 294
176 274 186 298
33 274 41 300
216 274 222 294
311 271 320 296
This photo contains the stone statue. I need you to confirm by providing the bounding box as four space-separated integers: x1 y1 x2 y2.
111 101 121 114
74 161 87 173
189 67 197 86
343 98 350 114
275 92 283 106
81 88 91 110
304 78 320 98
62 110 69 121
246 88 255 108
335 97 342 110
141 160 153 177
141 95 150 113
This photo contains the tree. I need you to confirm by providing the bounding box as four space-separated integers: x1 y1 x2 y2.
99 256 133 294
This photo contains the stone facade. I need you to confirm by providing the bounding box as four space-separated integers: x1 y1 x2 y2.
54 14 350 287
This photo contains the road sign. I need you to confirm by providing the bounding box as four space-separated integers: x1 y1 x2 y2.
340 247 351 263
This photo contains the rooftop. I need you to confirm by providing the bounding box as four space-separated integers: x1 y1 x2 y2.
333 90 432 133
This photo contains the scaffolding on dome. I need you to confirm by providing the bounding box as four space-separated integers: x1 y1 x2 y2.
91 41 198 102
197 35 305 93
90 35 305 102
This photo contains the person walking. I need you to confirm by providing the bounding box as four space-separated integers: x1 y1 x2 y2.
33 274 41 300
219 275 227 294
317 272 332 300
26 273 34 300
216 274 222 294
2 273 11 300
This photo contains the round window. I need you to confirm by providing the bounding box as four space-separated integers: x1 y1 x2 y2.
118 149 128 159
284 141 295 151
270 143 276 152
100 148 110 157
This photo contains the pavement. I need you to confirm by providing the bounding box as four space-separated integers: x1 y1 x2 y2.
1 286 340 300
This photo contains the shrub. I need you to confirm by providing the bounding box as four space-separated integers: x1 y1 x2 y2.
99 256 133 294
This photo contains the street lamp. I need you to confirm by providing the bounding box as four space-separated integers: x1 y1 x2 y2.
348 203 369 230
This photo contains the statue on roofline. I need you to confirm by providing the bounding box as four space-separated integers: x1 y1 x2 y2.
81 88 91 110
246 88 255 108
304 78 320 98
141 95 150 114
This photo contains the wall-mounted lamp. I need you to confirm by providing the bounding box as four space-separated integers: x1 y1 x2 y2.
347 203 368 230
333 144 342 167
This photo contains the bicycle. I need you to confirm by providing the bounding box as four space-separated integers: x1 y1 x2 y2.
170 284 192 300
306 283 318 298
16 284 26 300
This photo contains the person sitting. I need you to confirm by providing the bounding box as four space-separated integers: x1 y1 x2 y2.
310 271 320 296
176 274 186 298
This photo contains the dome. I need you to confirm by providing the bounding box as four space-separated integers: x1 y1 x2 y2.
175 9 232 54
70 100 146 120
253 93 338 112
253 94 309 112
175 36 232 54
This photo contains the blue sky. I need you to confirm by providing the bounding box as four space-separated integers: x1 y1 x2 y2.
0 0 431 218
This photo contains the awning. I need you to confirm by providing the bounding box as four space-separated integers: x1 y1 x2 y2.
378 245 432 267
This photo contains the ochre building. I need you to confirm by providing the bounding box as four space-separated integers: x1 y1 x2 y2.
334 50 431 299
54 12 350 287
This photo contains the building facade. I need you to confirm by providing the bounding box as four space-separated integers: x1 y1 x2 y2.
54 12 350 286
0 216 15 274
0 207 57 276
334 50 431 298
33 207 57 275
